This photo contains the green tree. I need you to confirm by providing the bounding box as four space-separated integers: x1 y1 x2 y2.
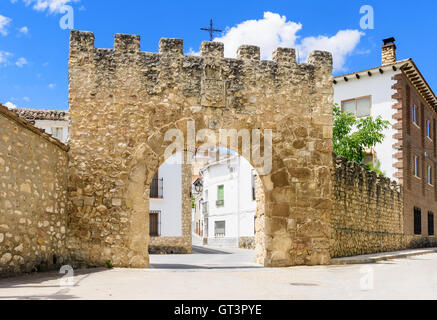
333 104 390 165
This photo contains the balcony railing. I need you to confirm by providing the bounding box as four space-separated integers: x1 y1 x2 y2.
150 178 163 199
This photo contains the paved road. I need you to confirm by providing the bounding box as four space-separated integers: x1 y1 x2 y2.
150 246 259 270
0 249 436 300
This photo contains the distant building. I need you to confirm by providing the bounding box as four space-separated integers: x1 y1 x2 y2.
149 153 184 238
10 108 69 144
199 155 257 248
148 152 192 254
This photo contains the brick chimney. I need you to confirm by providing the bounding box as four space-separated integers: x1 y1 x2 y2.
382 37 397 66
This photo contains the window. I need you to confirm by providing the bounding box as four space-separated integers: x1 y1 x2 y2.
202 201 208 214
51 127 63 140
149 211 160 237
341 96 371 118
413 156 420 178
150 173 163 199
251 172 256 201
428 165 433 185
414 208 422 235
413 105 419 126
216 185 224 206
428 212 435 236
214 221 225 237
427 120 432 139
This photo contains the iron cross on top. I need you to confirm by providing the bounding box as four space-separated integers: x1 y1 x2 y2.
201 19 222 41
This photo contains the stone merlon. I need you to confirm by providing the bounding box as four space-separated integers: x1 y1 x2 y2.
69 30 333 70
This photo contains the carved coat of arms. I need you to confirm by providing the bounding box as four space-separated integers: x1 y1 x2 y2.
201 65 226 108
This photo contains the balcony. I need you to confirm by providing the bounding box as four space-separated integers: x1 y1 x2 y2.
216 199 224 206
150 178 163 199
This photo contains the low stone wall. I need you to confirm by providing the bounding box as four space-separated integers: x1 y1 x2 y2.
331 155 405 258
239 237 255 249
149 237 191 254
0 105 69 276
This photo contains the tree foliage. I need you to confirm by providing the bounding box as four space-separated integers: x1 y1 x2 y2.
333 104 390 164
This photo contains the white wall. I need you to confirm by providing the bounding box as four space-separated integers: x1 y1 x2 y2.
333 70 401 181
150 153 182 237
34 120 69 144
202 156 256 245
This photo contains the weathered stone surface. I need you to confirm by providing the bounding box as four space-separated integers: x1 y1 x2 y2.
331 155 406 257
0 253 12 264
67 30 334 268
0 105 69 276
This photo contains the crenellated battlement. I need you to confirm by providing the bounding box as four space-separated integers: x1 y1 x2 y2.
69 30 332 69
69 30 333 111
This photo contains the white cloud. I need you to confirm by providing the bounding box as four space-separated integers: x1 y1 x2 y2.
196 12 364 72
19 26 29 34
0 14 12 36
16 57 28 67
296 30 364 72
48 83 56 89
214 12 302 60
0 50 12 66
4 101 17 109
18 0 80 14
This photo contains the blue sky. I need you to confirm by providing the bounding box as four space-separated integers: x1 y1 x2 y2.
0 0 436 110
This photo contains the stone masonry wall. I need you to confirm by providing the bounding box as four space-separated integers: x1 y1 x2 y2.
0 105 69 276
68 30 334 268
331 155 405 257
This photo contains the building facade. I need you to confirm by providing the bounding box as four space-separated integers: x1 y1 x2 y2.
200 155 257 248
10 108 69 144
334 38 437 240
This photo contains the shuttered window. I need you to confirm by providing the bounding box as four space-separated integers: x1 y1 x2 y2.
216 185 224 206
215 221 225 237
149 211 160 237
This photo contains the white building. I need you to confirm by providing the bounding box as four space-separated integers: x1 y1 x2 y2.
333 38 406 180
10 108 69 144
149 153 183 238
200 155 257 248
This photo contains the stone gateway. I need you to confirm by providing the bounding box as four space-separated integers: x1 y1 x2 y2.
67 30 334 268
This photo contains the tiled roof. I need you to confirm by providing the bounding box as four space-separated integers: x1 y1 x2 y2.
334 58 437 112
10 108 69 121
0 104 68 150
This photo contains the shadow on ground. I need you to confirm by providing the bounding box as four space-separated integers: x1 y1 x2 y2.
191 246 233 255
150 264 262 270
